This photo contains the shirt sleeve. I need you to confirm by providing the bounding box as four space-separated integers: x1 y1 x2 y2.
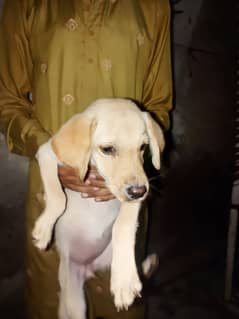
0 0 50 158
142 0 173 131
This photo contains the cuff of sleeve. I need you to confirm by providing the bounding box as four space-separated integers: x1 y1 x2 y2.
6 114 51 158
151 109 170 131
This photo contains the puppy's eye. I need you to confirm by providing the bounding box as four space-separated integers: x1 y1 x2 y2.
140 143 148 152
100 146 116 156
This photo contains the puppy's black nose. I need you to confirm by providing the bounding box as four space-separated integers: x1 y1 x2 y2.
126 185 147 199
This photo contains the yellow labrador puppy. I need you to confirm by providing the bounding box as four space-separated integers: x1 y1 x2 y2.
32 98 164 319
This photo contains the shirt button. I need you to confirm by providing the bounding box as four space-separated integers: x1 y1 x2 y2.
89 30 95 37
101 58 112 71
88 58 94 64
63 94 74 105
96 286 103 293
65 18 78 31
136 32 145 46
40 63 47 74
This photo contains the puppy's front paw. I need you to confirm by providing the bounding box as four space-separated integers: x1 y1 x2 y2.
110 266 142 311
32 213 54 250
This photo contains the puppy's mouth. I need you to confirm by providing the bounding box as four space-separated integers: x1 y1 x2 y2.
125 184 148 201
108 184 148 202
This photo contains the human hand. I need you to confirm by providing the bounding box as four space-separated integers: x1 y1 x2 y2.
58 165 115 201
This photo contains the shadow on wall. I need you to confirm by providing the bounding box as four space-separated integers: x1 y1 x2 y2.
147 0 234 266
0 134 28 206
0 133 28 313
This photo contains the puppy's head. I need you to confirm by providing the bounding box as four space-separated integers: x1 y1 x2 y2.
90 99 165 201
51 99 165 202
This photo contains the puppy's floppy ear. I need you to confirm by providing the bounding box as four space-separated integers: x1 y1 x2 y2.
51 114 96 181
143 112 165 170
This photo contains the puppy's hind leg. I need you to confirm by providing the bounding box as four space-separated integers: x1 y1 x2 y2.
59 292 69 319
32 142 66 250
59 257 87 319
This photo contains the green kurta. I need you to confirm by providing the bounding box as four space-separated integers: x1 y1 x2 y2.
0 1 172 318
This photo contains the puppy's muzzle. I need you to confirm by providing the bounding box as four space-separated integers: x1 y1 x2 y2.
126 184 147 200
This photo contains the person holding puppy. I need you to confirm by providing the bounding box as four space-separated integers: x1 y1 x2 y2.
0 1 173 318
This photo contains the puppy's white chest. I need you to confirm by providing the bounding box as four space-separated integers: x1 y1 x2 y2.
55 191 120 263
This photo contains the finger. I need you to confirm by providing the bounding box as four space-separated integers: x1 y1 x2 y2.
64 184 98 195
95 194 116 202
83 188 113 198
63 177 106 191
59 177 83 189
63 178 114 200
60 175 81 183
87 166 105 181
88 165 98 173
79 187 113 199
92 188 114 198
59 171 80 183
63 184 80 192
87 172 105 181
85 178 106 188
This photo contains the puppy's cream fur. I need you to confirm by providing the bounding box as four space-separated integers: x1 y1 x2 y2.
32 98 164 319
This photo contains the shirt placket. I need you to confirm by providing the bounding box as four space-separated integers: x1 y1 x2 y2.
81 0 106 32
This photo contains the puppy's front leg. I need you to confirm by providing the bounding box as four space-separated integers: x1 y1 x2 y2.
32 142 66 250
110 201 142 311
